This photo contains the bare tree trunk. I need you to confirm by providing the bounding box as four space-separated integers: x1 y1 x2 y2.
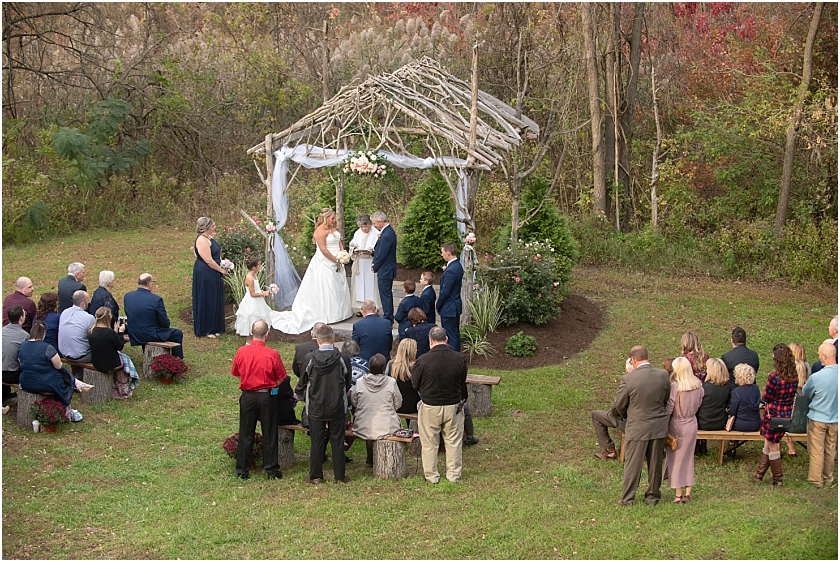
651 66 662 230
604 3 618 223
618 2 645 231
322 20 329 102
582 3 606 215
775 2 823 238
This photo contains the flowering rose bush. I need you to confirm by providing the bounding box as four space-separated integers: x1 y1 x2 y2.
480 239 571 326
215 220 264 267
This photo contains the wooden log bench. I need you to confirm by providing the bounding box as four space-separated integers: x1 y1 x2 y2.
277 423 418 479
142 342 182 381
62 360 115 405
398 413 420 457
618 430 808 466
16 389 57 430
466 374 501 417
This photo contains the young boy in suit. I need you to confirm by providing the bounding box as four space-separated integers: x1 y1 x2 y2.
418 271 436 325
394 280 422 339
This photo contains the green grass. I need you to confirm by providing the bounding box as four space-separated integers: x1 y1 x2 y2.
2 230 837 559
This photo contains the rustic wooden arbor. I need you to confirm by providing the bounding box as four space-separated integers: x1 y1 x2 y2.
247 56 538 313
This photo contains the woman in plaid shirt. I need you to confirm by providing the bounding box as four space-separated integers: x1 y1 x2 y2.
753 344 799 487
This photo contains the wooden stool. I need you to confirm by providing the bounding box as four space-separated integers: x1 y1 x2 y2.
277 427 296 470
17 390 56 430
142 342 181 380
80 366 116 405
466 374 501 417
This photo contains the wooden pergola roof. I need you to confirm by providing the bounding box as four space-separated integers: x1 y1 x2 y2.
247 57 539 170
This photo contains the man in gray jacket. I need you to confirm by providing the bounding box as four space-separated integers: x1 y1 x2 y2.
612 345 671 505
294 324 352 484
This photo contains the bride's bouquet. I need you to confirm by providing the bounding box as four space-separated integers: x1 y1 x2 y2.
334 250 351 272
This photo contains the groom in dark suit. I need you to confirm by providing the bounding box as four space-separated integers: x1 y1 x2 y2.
436 242 463 353
371 211 397 325
123 273 184 358
611 345 670 505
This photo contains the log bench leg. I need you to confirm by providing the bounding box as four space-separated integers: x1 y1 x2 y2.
467 383 492 417
17 390 49 430
277 428 296 470
407 419 421 458
373 440 407 479
143 345 170 381
80 368 114 405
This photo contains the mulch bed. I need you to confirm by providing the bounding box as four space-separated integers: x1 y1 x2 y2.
465 293 606 371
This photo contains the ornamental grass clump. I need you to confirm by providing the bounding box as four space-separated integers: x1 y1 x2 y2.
149 354 189 381
461 325 494 360
222 432 263 459
482 240 571 326
29 397 67 426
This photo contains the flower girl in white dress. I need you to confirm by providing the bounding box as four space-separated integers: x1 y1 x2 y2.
235 256 279 339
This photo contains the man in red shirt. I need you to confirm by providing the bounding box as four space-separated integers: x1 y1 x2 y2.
231 320 287 480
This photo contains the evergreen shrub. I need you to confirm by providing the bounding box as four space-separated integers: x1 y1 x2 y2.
504 331 537 357
398 169 459 270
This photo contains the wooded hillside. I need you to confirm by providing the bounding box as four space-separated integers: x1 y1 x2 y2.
3 3 837 284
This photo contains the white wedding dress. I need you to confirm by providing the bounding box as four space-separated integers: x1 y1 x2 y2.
272 231 352 334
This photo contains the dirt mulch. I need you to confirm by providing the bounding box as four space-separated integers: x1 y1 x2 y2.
465 294 606 371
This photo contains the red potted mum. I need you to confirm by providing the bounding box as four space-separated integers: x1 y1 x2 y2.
30 398 67 433
149 354 188 384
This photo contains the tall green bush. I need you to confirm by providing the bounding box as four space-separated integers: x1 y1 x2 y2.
492 178 580 266
397 169 459 270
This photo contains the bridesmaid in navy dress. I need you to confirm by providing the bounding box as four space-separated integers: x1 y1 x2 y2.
192 217 227 338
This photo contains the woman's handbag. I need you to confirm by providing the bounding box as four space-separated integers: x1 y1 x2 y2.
769 417 792 431
665 391 681 450
725 415 736 431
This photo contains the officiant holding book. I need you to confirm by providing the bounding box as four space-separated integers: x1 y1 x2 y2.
349 214 380 316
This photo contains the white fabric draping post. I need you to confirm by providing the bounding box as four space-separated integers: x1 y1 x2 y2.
271 147 302 309
270 144 472 308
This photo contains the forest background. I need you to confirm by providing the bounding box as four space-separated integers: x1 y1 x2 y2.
3 2 837 287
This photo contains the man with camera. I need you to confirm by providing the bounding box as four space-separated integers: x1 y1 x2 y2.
410 326 468 484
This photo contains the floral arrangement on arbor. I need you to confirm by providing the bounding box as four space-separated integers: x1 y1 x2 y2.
149 354 189 381
29 397 67 426
343 150 387 178
222 432 263 459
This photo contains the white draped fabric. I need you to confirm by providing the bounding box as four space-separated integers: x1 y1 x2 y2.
270 144 470 309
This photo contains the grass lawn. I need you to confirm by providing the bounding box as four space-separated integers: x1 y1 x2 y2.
2 229 837 559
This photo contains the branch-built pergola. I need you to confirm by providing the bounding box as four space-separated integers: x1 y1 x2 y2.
247 56 538 311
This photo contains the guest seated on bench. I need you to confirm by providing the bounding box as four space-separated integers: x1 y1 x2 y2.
343 339 368 389
18 322 93 422
724 363 761 457
89 271 120 330
352 354 402 467
2 305 29 404
786 358 811 456
404 307 433 358
87 307 139 399
386 338 420 421
58 290 95 364
123 273 184 359
694 358 732 456
36 293 60 351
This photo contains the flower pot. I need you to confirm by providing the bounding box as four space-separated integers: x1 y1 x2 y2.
42 424 57 433
158 376 173 385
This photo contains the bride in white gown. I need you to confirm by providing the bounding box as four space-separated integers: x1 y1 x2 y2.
272 208 352 334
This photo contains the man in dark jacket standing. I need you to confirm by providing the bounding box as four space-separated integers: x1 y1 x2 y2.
612 345 671 505
410 326 468 484
721 326 759 385
295 324 352 484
